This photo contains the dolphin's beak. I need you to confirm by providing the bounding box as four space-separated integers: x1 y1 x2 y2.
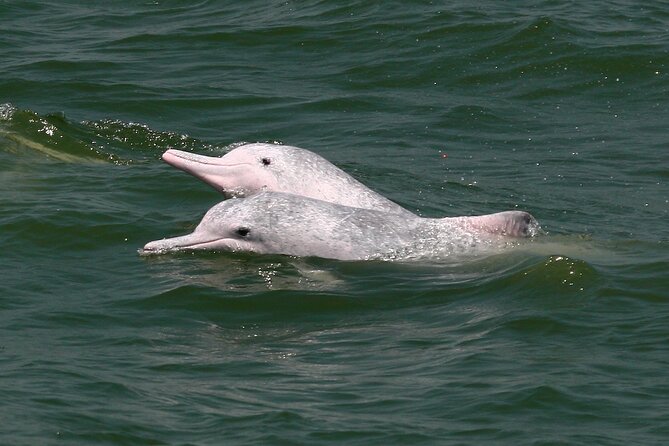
162 149 228 168
162 149 233 193
140 232 226 255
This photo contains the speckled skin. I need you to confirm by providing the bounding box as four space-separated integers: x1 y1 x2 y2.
163 143 415 217
142 192 540 261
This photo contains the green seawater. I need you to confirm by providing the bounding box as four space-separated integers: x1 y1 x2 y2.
1 1 668 444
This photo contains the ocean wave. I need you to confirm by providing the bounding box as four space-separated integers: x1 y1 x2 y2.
0 104 217 163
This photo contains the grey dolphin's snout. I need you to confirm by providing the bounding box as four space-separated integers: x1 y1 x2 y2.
140 232 219 254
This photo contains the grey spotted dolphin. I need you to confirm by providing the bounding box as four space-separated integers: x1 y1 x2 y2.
162 143 415 216
142 192 540 261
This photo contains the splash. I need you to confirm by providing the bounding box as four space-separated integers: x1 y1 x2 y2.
0 103 17 121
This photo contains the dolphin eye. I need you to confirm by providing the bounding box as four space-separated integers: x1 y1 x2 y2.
261 157 271 166
236 227 250 237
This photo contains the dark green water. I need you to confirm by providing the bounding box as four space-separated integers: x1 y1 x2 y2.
2 1 668 444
